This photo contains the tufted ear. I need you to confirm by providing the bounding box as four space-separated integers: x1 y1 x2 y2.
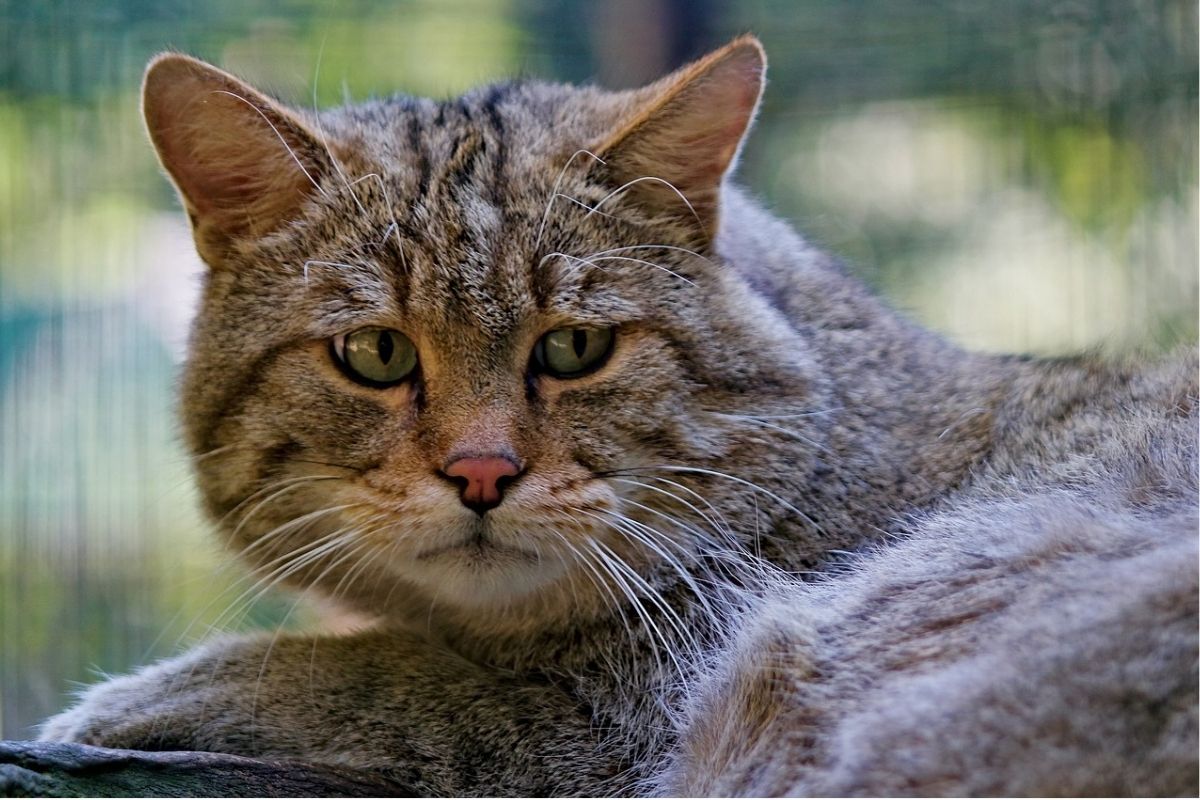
142 53 332 267
595 35 766 240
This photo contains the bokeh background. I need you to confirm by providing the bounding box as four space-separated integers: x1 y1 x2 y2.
1 0 1196 737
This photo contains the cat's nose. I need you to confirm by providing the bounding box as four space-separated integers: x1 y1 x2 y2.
441 455 523 514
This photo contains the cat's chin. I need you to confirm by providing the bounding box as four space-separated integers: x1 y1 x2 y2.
388 533 577 609
403 548 574 609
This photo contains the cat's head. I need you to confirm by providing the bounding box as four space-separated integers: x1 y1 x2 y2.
143 37 818 619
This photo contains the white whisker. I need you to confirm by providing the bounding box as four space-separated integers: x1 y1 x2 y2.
713 412 830 453
535 148 607 252
589 540 692 676
586 175 701 228
349 172 409 273
616 465 826 534
302 259 360 283
584 508 721 624
210 90 331 201
308 42 367 218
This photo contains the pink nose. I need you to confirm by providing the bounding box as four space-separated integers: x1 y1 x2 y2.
441 455 522 513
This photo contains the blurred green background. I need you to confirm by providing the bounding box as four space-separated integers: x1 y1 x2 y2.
1 0 1196 737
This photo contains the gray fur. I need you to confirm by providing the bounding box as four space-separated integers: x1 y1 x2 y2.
41 40 1198 796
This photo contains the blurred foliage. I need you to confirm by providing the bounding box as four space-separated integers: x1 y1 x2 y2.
0 0 1196 737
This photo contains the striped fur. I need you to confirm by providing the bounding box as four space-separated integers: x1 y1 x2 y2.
41 38 1197 796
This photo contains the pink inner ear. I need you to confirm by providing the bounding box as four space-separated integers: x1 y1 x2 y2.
671 128 746 187
596 38 765 228
143 55 328 250
161 92 313 220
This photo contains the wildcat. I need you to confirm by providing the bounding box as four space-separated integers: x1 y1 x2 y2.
38 36 1198 795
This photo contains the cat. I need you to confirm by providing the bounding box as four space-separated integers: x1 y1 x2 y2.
37 35 1198 796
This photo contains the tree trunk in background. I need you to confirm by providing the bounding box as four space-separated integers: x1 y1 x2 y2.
525 0 716 87
588 0 716 86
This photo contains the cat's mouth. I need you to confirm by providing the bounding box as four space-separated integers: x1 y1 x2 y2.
416 528 538 563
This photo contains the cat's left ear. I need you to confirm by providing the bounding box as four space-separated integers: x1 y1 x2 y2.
595 35 766 239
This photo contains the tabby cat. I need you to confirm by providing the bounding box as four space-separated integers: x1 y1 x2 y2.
40 36 1198 796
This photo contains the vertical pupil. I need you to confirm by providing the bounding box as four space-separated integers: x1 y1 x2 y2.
572 329 587 359
377 331 394 365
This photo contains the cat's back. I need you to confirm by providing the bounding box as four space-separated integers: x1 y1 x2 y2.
983 346 1198 510
662 463 1198 796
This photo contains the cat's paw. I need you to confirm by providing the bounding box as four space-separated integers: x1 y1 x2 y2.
38 635 266 752
39 671 190 749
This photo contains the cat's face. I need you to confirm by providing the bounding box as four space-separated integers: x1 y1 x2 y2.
145 39 812 616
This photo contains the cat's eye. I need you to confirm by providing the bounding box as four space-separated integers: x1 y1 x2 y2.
534 327 615 378
332 328 418 387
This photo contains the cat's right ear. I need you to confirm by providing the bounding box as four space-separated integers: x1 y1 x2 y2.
142 54 332 267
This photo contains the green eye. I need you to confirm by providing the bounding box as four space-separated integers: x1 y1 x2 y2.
333 328 418 386
535 327 615 378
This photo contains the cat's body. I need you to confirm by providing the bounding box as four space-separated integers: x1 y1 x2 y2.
40 38 1198 796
